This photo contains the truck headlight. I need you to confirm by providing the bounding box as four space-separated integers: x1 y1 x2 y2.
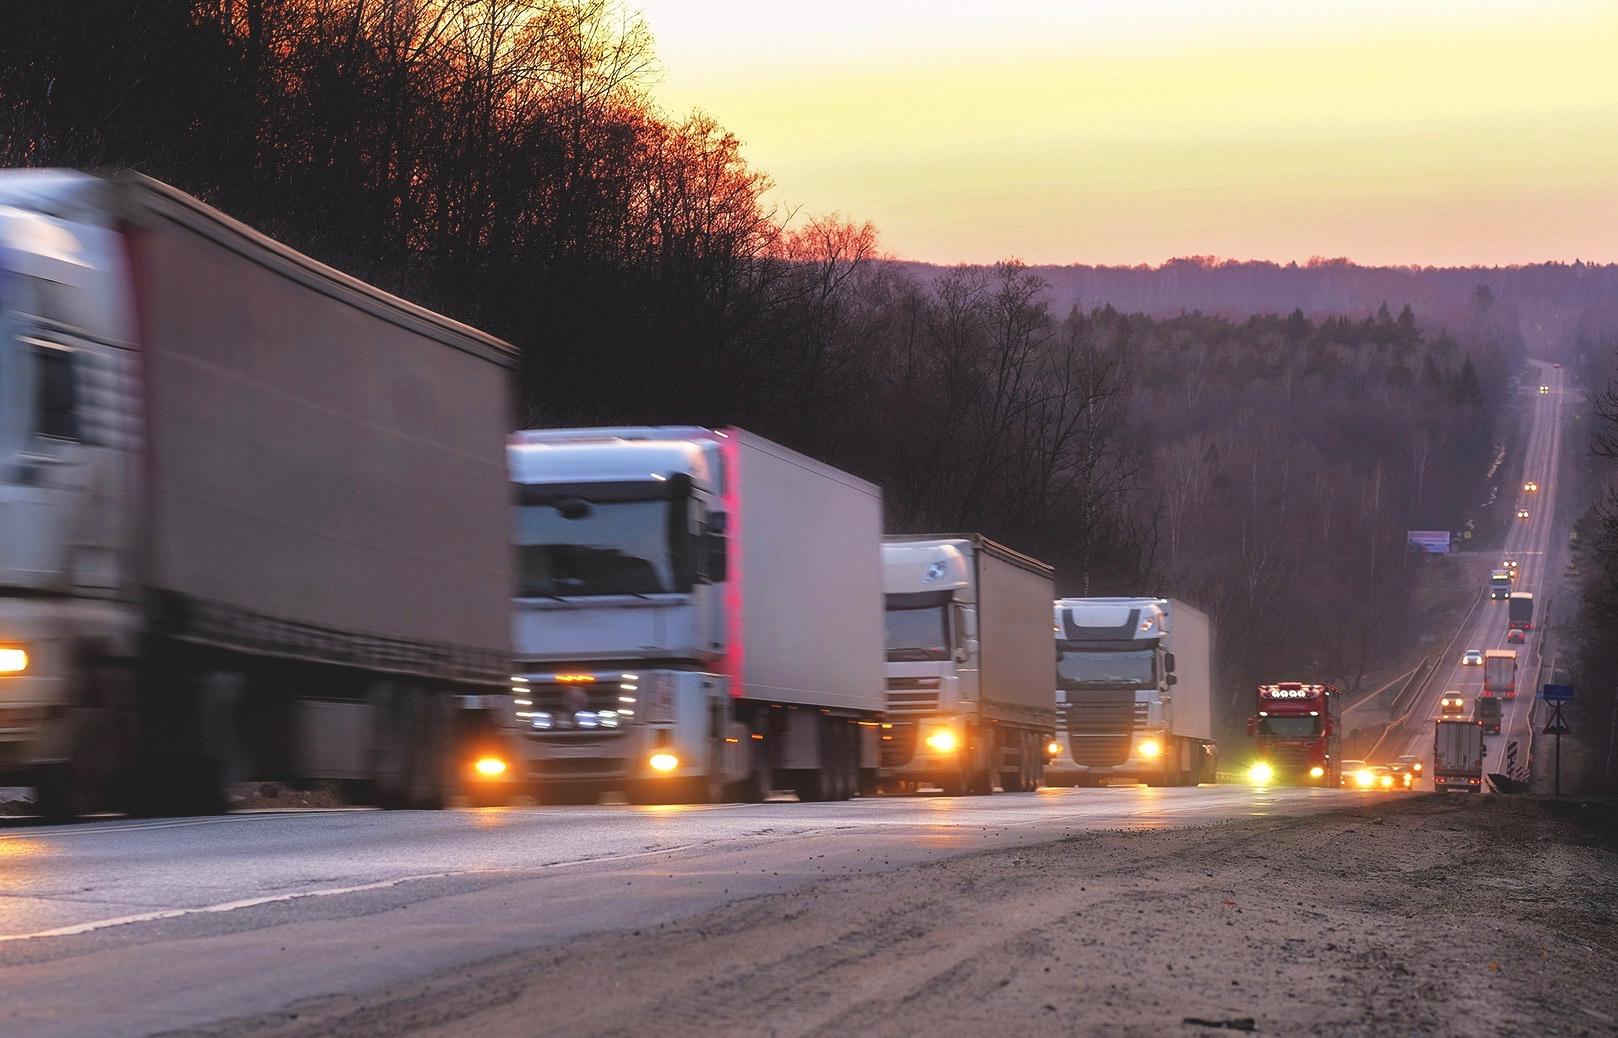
1308 766 1325 779
924 730 958 753
1248 762 1274 785
1046 741 1062 756
0 647 27 674
649 752 680 773
473 756 507 777
1136 738 1162 759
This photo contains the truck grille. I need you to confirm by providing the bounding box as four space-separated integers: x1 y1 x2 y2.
1259 743 1314 774
886 677 941 715
1061 691 1145 767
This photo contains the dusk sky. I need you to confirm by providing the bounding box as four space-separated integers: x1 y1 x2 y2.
636 0 1618 267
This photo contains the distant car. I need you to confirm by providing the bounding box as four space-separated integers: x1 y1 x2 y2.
1553 362 1561 369
1506 628 1526 645
1350 764 1398 790
1539 384 1550 394
1440 691 1466 716
1339 759 1368 788
1462 649 1484 666
1523 481 1539 493
1394 754 1423 778
1517 508 1530 520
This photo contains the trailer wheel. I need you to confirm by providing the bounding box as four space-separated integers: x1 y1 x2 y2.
997 729 1021 793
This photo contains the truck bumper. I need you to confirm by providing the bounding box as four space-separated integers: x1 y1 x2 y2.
0 600 73 779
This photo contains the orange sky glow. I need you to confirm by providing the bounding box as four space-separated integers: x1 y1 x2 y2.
635 0 1618 266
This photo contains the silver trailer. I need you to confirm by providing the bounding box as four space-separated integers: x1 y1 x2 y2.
0 170 517 816
881 535 1055 794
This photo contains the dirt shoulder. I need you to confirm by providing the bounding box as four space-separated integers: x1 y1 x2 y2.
188 796 1618 1038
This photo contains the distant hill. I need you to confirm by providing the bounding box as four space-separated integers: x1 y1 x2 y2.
895 257 1618 359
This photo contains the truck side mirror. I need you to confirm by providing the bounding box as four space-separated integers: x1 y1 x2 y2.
1166 673 1179 686
957 636 979 663
1163 651 1177 674
705 513 728 583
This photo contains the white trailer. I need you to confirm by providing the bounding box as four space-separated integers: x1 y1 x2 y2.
0 171 518 817
508 427 885 803
1433 719 1485 792
1047 597 1216 785
1483 649 1518 698
881 535 1055 795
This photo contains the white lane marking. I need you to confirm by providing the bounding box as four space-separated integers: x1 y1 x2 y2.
0 841 701 943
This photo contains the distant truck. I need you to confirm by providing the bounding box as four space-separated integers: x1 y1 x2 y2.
1433 719 1485 791
1483 649 1518 699
507 427 885 804
1488 571 1512 600
880 536 1056 795
1474 694 1502 735
1048 598 1215 786
0 170 519 818
1245 682 1341 786
1508 592 1535 630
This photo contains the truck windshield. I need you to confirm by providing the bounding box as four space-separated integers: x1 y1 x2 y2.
1254 716 1321 738
885 604 949 662
1056 646 1155 688
515 485 687 597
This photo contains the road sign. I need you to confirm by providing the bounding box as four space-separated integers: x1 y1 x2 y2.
1544 714 1571 736
1541 684 1574 703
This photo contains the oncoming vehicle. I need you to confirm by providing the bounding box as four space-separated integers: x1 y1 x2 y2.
1517 508 1530 520
1523 481 1539 493
1361 765 1401 791
1440 691 1466 716
1393 754 1423 780
1506 628 1526 645
1539 384 1550 394
1461 649 1483 667
1338 759 1368 788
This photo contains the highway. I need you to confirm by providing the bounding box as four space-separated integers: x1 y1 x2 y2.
1379 359 1567 780
0 783 1383 1037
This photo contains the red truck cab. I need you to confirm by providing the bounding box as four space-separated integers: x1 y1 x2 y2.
1246 683 1341 786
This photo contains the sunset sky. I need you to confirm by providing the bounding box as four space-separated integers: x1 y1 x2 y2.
635 0 1618 267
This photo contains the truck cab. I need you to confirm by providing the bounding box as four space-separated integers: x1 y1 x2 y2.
1488 571 1512 600
1245 682 1340 785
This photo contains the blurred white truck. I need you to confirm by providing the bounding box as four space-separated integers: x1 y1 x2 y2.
0 170 518 817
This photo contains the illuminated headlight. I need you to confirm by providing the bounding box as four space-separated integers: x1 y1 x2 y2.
1248 762 1274 785
576 710 599 729
1046 741 1063 756
598 710 620 728
1308 766 1325 779
924 730 959 753
473 756 507 777
530 711 554 730
0 647 27 675
1354 769 1374 788
1379 774 1394 789
1413 762 1423 774
649 752 679 773
1136 738 1162 759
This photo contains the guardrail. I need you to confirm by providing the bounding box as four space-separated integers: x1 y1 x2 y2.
1364 590 1484 761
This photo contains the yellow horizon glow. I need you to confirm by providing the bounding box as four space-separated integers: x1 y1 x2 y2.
636 0 1618 266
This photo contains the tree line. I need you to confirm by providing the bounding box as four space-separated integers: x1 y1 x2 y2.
0 0 1509 743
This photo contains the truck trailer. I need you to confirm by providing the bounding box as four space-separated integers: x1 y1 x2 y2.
1245 682 1341 786
1433 718 1485 791
1508 592 1534 631
1474 694 1502 735
1483 649 1518 699
1047 597 1216 786
0 170 518 817
880 535 1055 795
508 427 885 803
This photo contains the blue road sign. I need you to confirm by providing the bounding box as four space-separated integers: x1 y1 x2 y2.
1541 684 1575 703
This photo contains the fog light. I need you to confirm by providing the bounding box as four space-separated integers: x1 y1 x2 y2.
649 752 679 773
1137 738 1162 759
473 756 507 777
924 730 958 753
1248 762 1274 785
1046 741 1062 756
1308 766 1325 779
0 647 27 674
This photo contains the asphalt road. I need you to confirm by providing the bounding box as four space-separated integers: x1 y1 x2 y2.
0 783 1386 1037
1381 359 1566 778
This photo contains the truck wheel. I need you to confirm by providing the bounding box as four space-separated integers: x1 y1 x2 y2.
732 739 771 803
997 730 1020 793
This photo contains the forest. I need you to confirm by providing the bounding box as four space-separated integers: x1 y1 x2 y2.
0 0 1586 745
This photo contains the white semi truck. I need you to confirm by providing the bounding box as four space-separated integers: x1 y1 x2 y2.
0 170 519 817
880 535 1055 795
1433 718 1484 792
1047 597 1216 786
508 427 885 803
